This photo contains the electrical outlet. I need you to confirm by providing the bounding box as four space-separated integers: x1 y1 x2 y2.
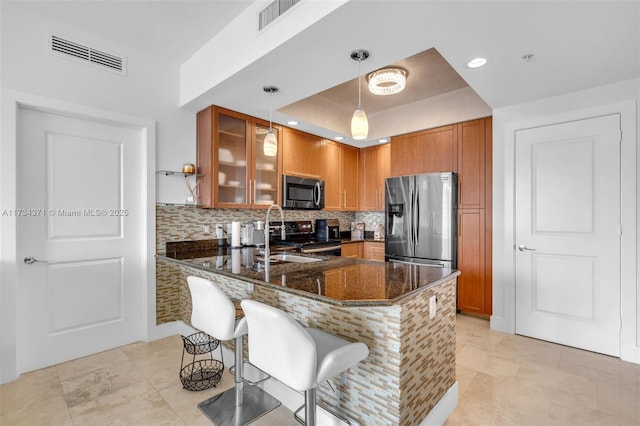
429 295 437 319
202 224 211 234
247 283 254 292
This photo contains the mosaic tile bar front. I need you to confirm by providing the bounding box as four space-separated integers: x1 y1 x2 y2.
178 264 457 426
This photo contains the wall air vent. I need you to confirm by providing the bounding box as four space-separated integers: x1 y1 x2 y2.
49 34 127 75
259 0 300 31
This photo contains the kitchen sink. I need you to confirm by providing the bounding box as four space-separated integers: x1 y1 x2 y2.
268 254 323 263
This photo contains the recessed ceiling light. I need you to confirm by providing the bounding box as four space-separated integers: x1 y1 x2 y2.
467 57 488 69
334 136 344 141
287 120 299 126
378 138 389 143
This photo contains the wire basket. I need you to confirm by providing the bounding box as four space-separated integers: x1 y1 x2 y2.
181 332 220 355
180 359 224 391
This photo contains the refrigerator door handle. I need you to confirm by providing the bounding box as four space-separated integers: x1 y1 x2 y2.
415 189 420 245
409 186 415 249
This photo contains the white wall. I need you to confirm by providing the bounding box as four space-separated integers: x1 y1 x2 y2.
0 3 193 383
1 3 195 203
491 78 639 362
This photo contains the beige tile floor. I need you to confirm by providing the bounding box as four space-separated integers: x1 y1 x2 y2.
1 314 639 425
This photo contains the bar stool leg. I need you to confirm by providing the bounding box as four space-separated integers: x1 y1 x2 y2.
305 389 317 426
235 335 244 407
197 335 280 425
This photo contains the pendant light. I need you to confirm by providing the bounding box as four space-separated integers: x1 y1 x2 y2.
263 86 278 157
350 49 369 141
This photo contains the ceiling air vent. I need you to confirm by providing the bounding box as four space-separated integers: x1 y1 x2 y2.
49 34 127 75
259 0 300 31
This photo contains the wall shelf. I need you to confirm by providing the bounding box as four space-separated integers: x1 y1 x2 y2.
156 202 202 207
157 170 202 177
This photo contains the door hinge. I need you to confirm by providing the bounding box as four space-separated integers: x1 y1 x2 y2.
618 130 622 143
618 224 622 236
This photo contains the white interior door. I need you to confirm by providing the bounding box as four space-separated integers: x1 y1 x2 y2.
515 114 621 357
17 107 144 372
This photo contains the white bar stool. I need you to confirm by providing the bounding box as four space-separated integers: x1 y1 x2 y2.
240 299 369 426
187 276 280 425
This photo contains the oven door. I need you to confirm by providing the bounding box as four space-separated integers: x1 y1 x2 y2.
299 244 341 256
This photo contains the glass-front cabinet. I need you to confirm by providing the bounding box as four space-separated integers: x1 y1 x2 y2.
217 111 249 206
252 122 280 207
196 106 281 209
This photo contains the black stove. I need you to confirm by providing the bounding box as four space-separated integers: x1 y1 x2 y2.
269 220 342 255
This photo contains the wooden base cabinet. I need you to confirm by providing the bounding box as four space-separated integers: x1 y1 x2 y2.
363 241 385 262
457 209 486 313
342 242 363 258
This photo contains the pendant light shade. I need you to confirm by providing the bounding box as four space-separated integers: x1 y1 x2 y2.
350 49 369 141
263 86 278 157
263 130 277 156
351 107 368 140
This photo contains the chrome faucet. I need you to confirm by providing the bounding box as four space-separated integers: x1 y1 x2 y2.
263 204 285 279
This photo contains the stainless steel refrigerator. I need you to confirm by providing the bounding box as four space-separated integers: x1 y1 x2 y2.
385 172 457 268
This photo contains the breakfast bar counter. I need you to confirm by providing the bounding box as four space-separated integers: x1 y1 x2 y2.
158 246 457 307
156 248 458 425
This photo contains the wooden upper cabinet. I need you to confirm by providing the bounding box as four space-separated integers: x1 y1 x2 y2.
196 107 214 208
457 119 486 210
282 128 322 178
196 106 281 209
341 144 359 211
390 125 457 176
360 143 390 211
282 131 359 211
322 141 359 211
321 140 342 210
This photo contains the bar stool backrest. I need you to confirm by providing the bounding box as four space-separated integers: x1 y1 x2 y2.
241 300 317 391
188 276 237 341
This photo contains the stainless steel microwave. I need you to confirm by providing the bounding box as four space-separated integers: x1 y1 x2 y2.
282 175 324 210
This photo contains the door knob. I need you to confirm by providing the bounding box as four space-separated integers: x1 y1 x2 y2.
517 245 536 252
24 256 48 264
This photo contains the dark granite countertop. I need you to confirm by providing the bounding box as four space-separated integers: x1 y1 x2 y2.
157 245 459 307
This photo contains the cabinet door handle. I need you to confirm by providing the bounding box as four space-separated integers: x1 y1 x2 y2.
253 179 257 204
343 190 347 208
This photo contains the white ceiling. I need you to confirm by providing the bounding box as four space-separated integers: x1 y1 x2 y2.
12 0 254 63
9 1 640 146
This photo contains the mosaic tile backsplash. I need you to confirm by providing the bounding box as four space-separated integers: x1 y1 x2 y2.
156 205 357 255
